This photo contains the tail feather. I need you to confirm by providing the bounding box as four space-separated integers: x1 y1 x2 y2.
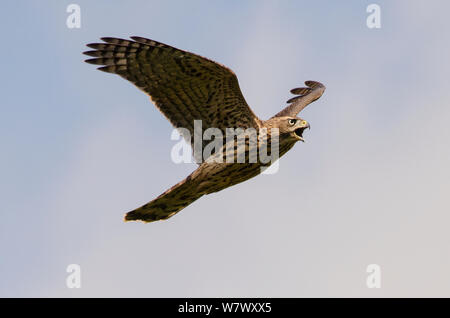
124 175 203 223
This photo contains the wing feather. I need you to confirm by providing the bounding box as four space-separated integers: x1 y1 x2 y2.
84 37 261 153
273 81 326 117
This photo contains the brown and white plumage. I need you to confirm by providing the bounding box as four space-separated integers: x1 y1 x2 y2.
84 36 325 222
84 37 261 152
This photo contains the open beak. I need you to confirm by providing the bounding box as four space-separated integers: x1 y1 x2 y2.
294 122 310 142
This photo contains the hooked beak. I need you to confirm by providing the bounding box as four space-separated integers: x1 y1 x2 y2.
294 121 310 142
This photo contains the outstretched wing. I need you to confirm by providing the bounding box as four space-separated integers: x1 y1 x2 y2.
84 36 261 152
273 81 326 117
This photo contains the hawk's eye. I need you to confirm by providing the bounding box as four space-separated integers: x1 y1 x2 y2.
288 119 297 126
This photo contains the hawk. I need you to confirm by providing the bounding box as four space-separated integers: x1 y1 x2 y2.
84 36 325 222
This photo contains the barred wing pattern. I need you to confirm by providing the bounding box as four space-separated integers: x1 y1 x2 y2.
84 37 261 152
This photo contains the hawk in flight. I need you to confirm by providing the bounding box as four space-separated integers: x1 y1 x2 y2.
84 36 325 222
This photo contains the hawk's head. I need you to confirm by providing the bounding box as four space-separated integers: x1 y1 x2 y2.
265 116 310 142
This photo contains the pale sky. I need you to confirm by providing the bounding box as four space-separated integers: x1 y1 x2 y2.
1 1 450 297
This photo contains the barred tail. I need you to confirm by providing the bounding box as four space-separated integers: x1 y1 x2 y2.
124 175 203 223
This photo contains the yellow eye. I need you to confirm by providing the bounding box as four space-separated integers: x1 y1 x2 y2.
288 119 297 126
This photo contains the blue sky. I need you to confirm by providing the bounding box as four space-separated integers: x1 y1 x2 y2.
1 1 450 297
